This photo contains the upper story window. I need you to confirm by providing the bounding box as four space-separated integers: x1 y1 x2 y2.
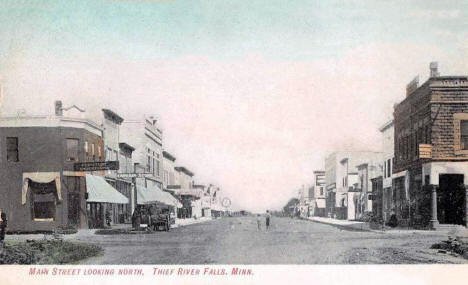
7 137 19 162
387 159 392 177
66 138 79 162
461 120 468 150
84 141 89 155
320 187 324 196
98 145 102 160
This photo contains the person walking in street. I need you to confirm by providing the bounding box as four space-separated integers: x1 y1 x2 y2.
256 214 262 230
265 210 271 230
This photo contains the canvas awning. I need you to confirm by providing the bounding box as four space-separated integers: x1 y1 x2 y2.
315 199 326 209
136 185 182 208
85 174 129 204
22 172 62 205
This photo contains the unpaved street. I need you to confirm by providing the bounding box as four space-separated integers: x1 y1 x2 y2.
79 217 466 264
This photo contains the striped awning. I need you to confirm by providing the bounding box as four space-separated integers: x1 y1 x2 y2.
85 174 129 204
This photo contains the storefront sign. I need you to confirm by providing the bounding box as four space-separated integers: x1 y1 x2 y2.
74 161 119 171
419 144 432 159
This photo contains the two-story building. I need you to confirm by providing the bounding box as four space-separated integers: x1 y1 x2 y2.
393 63 468 229
0 102 128 232
101 109 134 225
371 120 395 223
310 170 326 217
325 151 383 220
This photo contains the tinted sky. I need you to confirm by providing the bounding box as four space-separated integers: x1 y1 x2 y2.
1 0 467 212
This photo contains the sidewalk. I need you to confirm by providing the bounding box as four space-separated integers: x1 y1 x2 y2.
307 216 372 231
5 218 215 241
307 216 451 235
174 216 213 227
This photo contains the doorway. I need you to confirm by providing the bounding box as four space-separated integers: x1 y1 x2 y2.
67 193 81 227
438 174 465 225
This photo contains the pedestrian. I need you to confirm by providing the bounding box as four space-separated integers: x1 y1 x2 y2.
256 214 262 230
0 210 7 248
265 210 271 230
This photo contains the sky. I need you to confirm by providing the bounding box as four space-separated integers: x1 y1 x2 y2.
0 0 467 212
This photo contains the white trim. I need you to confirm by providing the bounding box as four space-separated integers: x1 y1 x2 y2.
422 161 468 185
392 170 407 179
0 116 102 136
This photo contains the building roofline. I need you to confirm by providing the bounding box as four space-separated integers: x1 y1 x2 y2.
379 119 394 132
163 150 176 161
175 166 194 177
119 142 135 152
102 109 124 124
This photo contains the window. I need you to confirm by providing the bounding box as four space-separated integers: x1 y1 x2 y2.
91 143 95 160
6 137 19 162
383 161 387 178
461 120 468 150
98 145 102 160
147 155 151 172
387 159 391 178
320 187 324 196
84 141 89 154
156 160 160 176
30 181 56 221
66 139 79 161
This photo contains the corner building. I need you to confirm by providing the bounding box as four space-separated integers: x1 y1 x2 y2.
393 67 468 229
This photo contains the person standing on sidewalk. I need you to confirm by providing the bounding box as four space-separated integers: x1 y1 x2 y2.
256 214 262 230
0 210 7 248
265 210 271 230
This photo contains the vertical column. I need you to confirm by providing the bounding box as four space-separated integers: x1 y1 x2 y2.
465 185 468 228
429 185 439 230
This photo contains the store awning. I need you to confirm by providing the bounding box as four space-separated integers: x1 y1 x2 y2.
85 174 129 204
137 185 182 208
315 199 326 209
22 172 62 205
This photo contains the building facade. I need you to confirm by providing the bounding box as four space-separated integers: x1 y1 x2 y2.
101 109 134 224
325 151 383 220
393 64 468 229
120 116 163 189
0 107 128 232
310 170 326 217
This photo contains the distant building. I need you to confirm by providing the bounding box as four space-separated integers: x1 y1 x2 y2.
393 63 468 229
325 151 383 220
310 170 326 217
355 155 382 220
371 120 394 223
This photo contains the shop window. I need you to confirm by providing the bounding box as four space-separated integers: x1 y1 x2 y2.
461 120 468 150
30 181 56 221
6 137 19 162
91 143 95 161
66 138 79 162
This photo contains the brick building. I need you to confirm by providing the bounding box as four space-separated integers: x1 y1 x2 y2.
0 105 128 232
393 63 468 229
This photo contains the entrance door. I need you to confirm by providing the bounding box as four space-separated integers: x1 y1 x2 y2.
438 174 465 225
68 193 81 227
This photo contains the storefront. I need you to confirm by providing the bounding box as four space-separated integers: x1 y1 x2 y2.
136 184 182 223
85 174 129 228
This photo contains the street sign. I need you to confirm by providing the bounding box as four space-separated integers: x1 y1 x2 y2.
222 197 231 208
73 161 119 171
116 172 153 178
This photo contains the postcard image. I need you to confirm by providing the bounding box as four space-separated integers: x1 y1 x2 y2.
0 1 468 284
